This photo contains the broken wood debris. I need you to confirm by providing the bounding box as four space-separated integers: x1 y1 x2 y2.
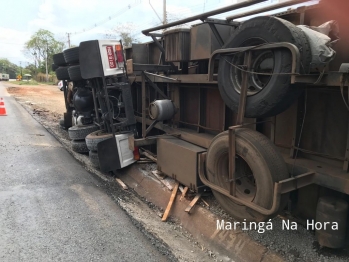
151 170 176 191
115 178 128 190
185 193 202 213
162 181 179 222
179 187 188 201
201 198 210 207
142 151 157 163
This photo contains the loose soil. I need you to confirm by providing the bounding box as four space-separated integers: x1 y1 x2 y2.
6 82 65 122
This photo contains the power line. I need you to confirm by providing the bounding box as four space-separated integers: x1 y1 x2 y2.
69 2 141 37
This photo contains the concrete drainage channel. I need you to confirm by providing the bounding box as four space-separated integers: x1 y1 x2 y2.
15 99 349 262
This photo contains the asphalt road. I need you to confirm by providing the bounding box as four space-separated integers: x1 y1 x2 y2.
0 83 168 262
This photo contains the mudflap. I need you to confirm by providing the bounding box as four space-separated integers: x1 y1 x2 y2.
63 112 72 129
97 137 121 172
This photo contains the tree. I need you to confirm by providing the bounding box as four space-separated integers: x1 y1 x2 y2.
0 59 19 79
24 29 65 81
106 23 139 48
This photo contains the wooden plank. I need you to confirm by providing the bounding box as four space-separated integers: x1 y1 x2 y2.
162 182 179 222
151 171 176 191
143 151 157 163
115 178 128 190
201 198 210 207
179 187 189 201
151 170 165 180
185 193 202 213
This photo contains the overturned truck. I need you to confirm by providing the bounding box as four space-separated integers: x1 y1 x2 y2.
53 0 349 249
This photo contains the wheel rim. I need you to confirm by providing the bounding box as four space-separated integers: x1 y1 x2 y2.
216 151 256 203
229 38 274 96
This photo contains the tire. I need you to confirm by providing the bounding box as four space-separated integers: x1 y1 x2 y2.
59 119 65 128
53 53 67 66
218 16 311 118
52 63 59 71
68 65 83 81
71 139 89 153
86 130 114 151
68 125 99 140
206 128 289 222
63 47 79 64
56 67 70 80
89 150 100 168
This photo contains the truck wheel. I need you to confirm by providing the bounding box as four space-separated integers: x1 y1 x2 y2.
89 150 100 168
68 65 83 81
206 128 289 222
86 130 113 151
56 67 70 80
71 139 89 153
52 63 59 71
68 125 99 140
218 16 311 118
53 53 67 66
63 47 79 64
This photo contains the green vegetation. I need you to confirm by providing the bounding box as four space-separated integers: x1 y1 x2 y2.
16 80 39 85
23 29 65 80
0 59 19 79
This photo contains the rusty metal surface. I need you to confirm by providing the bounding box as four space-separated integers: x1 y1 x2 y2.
133 74 216 84
148 41 162 65
180 87 200 130
299 89 348 160
294 72 343 86
205 88 225 133
142 74 146 138
125 44 149 64
164 29 190 62
236 51 252 125
283 153 349 195
275 102 297 148
157 137 206 191
135 116 214 148
190 23 232 60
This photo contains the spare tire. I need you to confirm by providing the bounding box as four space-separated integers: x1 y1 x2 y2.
218 16 311 118
86 130 113 151
64 47 79 64
206 128 289 222
89 150 100 168
53 53 67 66
68 124 99 140
71 139 89 153
55 66 70 80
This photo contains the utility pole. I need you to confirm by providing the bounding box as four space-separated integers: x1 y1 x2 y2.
20 61 22 77
67 33 71 48
46 42 49 82
163 0 167 25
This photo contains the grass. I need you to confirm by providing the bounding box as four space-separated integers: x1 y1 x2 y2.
15 80 57 86
16 80 39 85
38 81 56 85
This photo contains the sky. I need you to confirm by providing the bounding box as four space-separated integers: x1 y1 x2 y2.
0 0 318 67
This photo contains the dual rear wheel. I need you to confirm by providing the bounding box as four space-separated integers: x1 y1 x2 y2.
206 128 289 222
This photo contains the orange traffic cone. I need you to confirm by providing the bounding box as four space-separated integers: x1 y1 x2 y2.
0 98 7 116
